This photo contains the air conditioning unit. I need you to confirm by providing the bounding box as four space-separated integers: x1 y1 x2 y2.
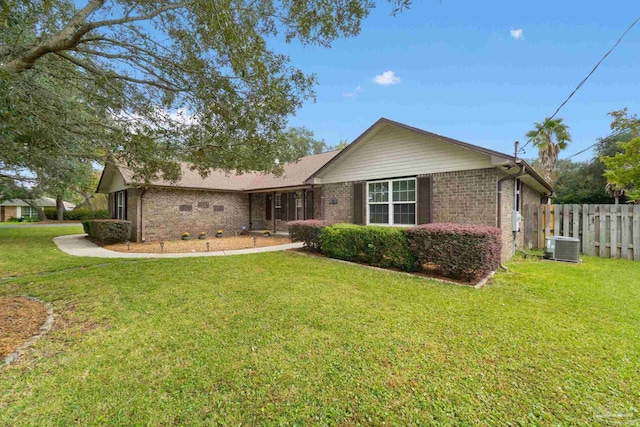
544 236 581 263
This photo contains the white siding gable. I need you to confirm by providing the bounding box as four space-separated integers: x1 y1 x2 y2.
105 166 129 193
317 124 493 184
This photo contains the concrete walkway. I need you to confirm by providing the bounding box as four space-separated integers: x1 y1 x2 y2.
53 234 303 258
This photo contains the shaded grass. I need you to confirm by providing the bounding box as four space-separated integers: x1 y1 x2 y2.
0 228 639 425
0 226 135 277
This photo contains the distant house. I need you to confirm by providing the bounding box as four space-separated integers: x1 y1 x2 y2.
96 118 552 260
0 197 76 222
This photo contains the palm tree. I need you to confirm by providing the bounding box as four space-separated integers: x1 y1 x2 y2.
525 118 572 184
605 182 628 205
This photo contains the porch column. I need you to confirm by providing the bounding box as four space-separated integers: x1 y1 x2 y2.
271 191 276 232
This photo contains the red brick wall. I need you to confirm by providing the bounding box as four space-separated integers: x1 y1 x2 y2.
431 168 499 226
1 206 18 222
321 182 354 223
500 178 516 260
141 188 249 242
497 176 544 261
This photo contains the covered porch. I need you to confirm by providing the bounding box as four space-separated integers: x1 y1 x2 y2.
249 186 321 232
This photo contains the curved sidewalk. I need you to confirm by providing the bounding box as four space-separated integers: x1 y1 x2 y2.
53 234 302 258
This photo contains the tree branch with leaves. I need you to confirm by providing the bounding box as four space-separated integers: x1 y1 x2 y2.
1 0 412 183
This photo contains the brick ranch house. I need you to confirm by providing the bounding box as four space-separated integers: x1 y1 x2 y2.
96 118 552 260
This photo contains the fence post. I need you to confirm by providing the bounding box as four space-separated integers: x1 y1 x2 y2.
537 205 544 249
581 204 589 254
545 204 551 239
634 205 640 261
599 205 607 258
611 204 618 259
572 204 580 239
621 204 630 260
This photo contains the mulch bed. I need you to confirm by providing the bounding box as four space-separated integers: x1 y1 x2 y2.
0 297 48 360
98 235 292 254
291 248 477 286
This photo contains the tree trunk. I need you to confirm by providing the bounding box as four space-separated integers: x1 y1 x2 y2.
80 191 96 210
25 200 47 221
56 195 65 221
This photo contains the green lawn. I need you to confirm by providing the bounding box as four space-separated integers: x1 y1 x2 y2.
1 227 639 425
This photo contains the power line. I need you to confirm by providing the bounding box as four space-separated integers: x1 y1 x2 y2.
520 15 640 153
563 124 639 160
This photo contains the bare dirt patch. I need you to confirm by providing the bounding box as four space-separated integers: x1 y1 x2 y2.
1 297 48 359
102 235 292 253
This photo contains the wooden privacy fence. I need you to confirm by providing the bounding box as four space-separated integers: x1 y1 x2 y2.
527 204 640 260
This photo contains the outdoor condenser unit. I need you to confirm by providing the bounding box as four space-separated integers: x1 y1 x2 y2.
544 236 581 263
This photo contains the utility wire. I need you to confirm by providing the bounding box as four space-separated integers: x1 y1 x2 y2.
520 15 640 153
563 121 640 160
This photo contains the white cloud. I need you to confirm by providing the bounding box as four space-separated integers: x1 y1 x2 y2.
372 70 401 85
510 28 524 40
342 85 363 98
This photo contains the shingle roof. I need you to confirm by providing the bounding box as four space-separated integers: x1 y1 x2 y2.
0 197 76 209
116 150 341 192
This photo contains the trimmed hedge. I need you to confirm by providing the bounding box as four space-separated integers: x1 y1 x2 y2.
287 220 333 251
320 224 416 272
85 219 131 244
406 223 501 281
44 208 109 221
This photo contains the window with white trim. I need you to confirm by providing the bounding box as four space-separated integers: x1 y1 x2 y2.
367 178 416 226
274 193 282 220
115 190 126 220
21 206 38 218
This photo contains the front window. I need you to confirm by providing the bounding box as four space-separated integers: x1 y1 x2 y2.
21 206 38 218
367 178 416 226
115 191 126 220
274 193 282 220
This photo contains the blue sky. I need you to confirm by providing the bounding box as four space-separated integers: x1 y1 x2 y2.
275 1 640 161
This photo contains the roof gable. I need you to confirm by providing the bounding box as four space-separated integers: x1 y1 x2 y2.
310 118 509 184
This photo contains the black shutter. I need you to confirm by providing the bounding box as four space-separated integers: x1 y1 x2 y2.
288 192 296 221
353 182 365 225
305 190 314 219
265 194 272 221
417 176 431 224
124 190 128 220
280 193 288 221
111 193 116 219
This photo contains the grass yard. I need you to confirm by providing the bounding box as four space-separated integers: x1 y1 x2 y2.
1 227 639 425
0 226 140 277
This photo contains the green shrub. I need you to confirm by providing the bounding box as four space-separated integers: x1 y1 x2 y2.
66 209 109 221
86 219 131 244
320 224 416 272
406 223 502 282
45 208 109 221
81 220 91 235
43 208 56 220
287 220 333 251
